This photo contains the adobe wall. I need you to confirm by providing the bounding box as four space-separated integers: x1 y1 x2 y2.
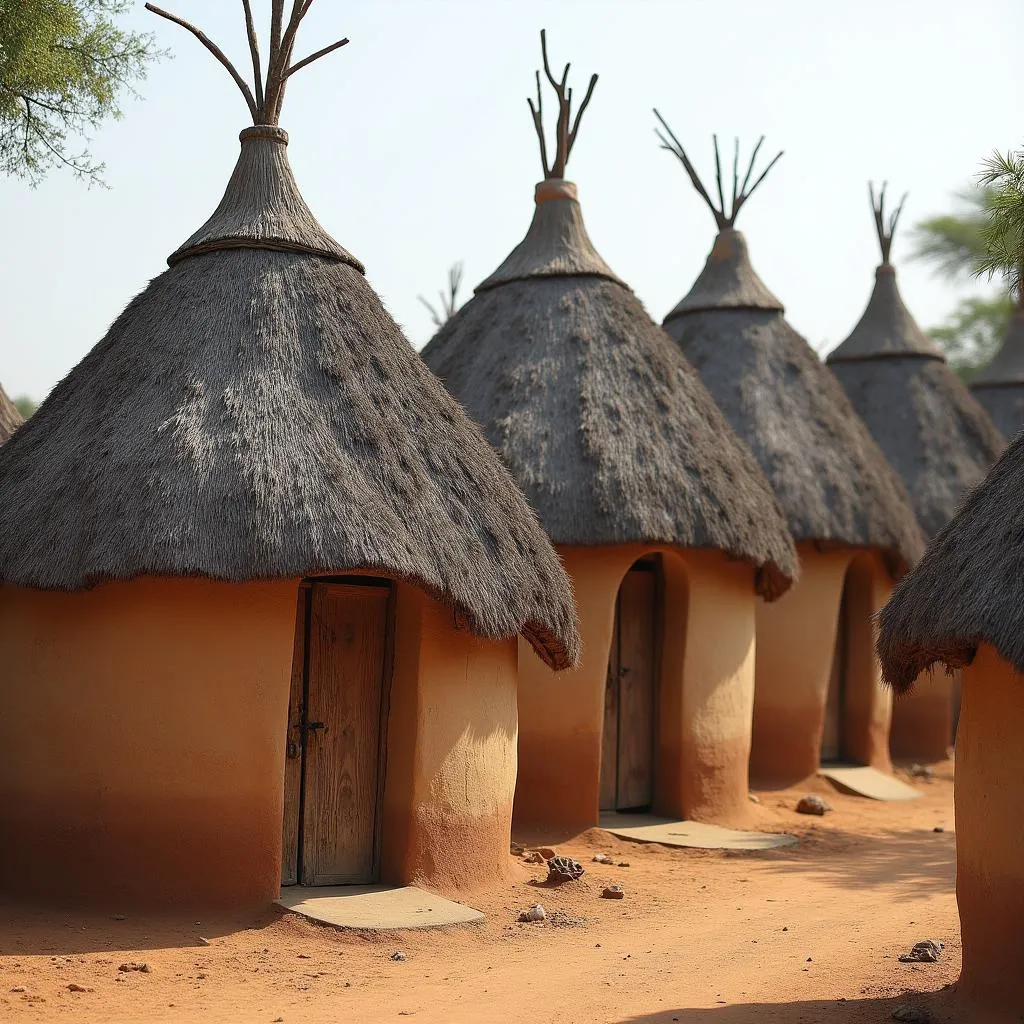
380 582 518 895
889 667 954 763
954 643 1024 1015
750 545 892 788
514 544 756 837
0 577 299 909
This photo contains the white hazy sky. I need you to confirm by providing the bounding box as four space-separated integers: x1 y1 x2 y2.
1 0 1022 401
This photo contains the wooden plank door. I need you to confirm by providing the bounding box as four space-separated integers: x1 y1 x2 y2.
616 567 657 809
301 583 389 886
821 584 847 763
599 642 620 812
280 587 308 886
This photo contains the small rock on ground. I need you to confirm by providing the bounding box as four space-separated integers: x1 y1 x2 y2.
10 986 26 993
602 885 625 899
748 793 761 804
67 984 92 993
519 904 546 923
593 853 613 864
892 1006 931 1023
522 851 546 864
899 940 943 963
547 856 585 883
537 847 557 860
118 962 150 974
198 937 211 947
390 951 407 962
796 795 831 816
933 826 945 833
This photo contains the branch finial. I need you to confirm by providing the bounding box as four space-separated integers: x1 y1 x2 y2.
654 109 783 230
145 1 349 126
869 181 908 265
526 30 598 180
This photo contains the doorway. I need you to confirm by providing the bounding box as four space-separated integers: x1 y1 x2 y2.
281 579 392 887
821 582 848 763
600 558 660 812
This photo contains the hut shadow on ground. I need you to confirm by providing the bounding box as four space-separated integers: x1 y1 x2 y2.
618 987 954 1023
0 901 286 956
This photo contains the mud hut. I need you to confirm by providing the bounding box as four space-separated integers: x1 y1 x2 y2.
656 116 926 789
0 384 21 444
0 3 578 911
424 36 797 838
878 436 1024 1017
827 185 1003 761
969 286 1024 439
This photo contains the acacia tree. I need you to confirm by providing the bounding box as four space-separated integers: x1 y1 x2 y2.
0 0 160 185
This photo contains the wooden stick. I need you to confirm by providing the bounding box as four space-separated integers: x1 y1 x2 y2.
241 0 264 112
528 71 550 177
286 38 349 78
145 3 258 121
713 134 726 223
653 109 726 229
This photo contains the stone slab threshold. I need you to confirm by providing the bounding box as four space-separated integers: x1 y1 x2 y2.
819 764 921 801
600 812 797 850
277 884 485 930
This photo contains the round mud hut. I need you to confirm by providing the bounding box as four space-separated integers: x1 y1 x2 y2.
0 3 578 912
969 287 1024 439
424 36 797 839
878 436 1024 1018
0 384 22 445
655 116 926 790
827 186 1003 762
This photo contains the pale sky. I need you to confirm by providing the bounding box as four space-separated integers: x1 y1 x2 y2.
1 0 1021 401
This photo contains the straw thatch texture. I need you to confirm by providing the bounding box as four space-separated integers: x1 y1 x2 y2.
664 230 926 573
877 433 1024 691
971 310 1024 439
0 129 580 670
828 266 1003 538
423 189 798 599
0 384 22 445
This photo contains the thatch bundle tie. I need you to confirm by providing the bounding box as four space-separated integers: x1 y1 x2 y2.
653 110 783 230
145 0 349 125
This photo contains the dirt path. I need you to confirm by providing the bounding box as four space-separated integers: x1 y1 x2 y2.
0 764 960 1023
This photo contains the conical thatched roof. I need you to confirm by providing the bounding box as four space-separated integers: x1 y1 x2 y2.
0 3 580 670
423 36 798 600
970 300 1024 439
655 121 926 573
877 434 1024 691
827 186 1003 539
0 384 22 445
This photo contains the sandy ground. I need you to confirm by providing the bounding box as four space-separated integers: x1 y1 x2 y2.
0 763 962 1024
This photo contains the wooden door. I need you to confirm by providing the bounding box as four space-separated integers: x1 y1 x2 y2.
821 584 847 763
600 562 658 812
285 582 390 887
280 587 308 886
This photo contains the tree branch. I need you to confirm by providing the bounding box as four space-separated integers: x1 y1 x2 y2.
527 70 550 178
144 3 258 121
241 0 265 111
653 109 726 229
713 134 726 222
285 38 350 78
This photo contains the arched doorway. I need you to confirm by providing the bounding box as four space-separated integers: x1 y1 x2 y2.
281 578 393 887
600 557 662 812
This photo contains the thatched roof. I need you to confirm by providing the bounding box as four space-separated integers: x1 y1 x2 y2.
423 37 798 600
0 4 580 670
827 186 1003 538
0 384 22 445
877 434 1024 691
970 303 1024 438
655 123 925 572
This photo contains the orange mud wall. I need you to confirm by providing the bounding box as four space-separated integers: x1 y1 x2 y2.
0 577 299 910
514 544 756 838
379 582 518 895
750 545 893 788
954 643 1024 1016
889 667 954 763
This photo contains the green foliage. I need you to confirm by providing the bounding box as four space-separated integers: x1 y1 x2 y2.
0 0 161 185
908 187 990 281
12 395 38 419
977 147 1024 300
928 294 1015 382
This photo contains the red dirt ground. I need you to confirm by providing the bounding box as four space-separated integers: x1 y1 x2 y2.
0 762 965 1023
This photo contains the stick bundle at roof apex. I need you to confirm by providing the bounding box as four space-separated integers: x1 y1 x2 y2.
527 29 598 180
869 181 908 266
144 0 349 125
653 110 783 230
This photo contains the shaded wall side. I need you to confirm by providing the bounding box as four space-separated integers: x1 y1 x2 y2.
955 643 1024 1013
0 578 299 909
889 667 955 763
751 545 852 787
841 552 893 773
381 583 518 894
656 550 756 826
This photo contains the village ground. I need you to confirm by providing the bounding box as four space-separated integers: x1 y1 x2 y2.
0 763 960 1024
